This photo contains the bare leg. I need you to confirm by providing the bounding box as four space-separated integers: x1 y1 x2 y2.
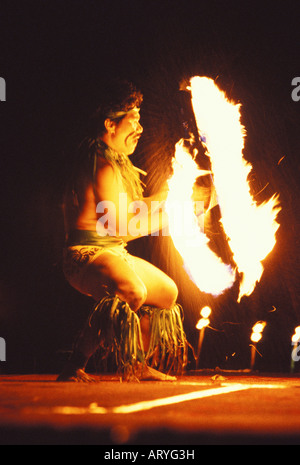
77 251 178 310
129 255 178 309
57 250 178 382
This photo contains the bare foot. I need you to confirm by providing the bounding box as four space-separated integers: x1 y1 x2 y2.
137 364 177 381
56 367 97 383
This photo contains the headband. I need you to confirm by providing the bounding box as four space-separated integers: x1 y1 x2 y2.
106 107 140 120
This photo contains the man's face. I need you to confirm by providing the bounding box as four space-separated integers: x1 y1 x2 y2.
110 108 143 155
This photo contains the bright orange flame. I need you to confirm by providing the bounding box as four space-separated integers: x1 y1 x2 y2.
251 332 262 343
250 320 266 342
196 318 210 330
167 76 280 300
200 306 211 318
190 76 281 301
252 321 266 333
166 140 235 296
292 326 300 343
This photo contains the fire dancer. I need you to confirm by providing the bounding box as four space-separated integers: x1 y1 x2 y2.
57 79 187 382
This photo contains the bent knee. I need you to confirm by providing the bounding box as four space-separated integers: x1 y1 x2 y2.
172 280 179 302
165 279 178 308
157 278 178 309
117 281 147 312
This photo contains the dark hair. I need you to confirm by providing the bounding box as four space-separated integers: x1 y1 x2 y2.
89 78 143 137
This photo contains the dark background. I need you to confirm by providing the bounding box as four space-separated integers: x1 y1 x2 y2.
0 0 299 374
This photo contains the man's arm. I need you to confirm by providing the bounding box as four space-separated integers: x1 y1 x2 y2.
94 162 168 241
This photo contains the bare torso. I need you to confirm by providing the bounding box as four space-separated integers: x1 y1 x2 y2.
64 154 134 240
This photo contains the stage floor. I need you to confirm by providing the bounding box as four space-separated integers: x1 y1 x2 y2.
0 372 300 445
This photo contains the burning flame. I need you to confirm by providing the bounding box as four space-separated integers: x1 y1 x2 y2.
166 140 235 296
166 76 281 300
292 326 300 343
250 320 266 343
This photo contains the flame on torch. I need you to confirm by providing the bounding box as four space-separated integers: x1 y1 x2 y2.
250 320 266 370
291 326 300 344
250 321 266 343
196 306 212 368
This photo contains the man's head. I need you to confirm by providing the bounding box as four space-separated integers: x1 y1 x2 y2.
90 79 143 155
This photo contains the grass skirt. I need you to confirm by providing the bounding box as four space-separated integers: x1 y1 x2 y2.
89 295 188 380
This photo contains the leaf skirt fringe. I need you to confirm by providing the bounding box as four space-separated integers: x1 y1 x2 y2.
89 295 188 380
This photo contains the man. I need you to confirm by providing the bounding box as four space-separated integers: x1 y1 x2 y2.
57 79 185 382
